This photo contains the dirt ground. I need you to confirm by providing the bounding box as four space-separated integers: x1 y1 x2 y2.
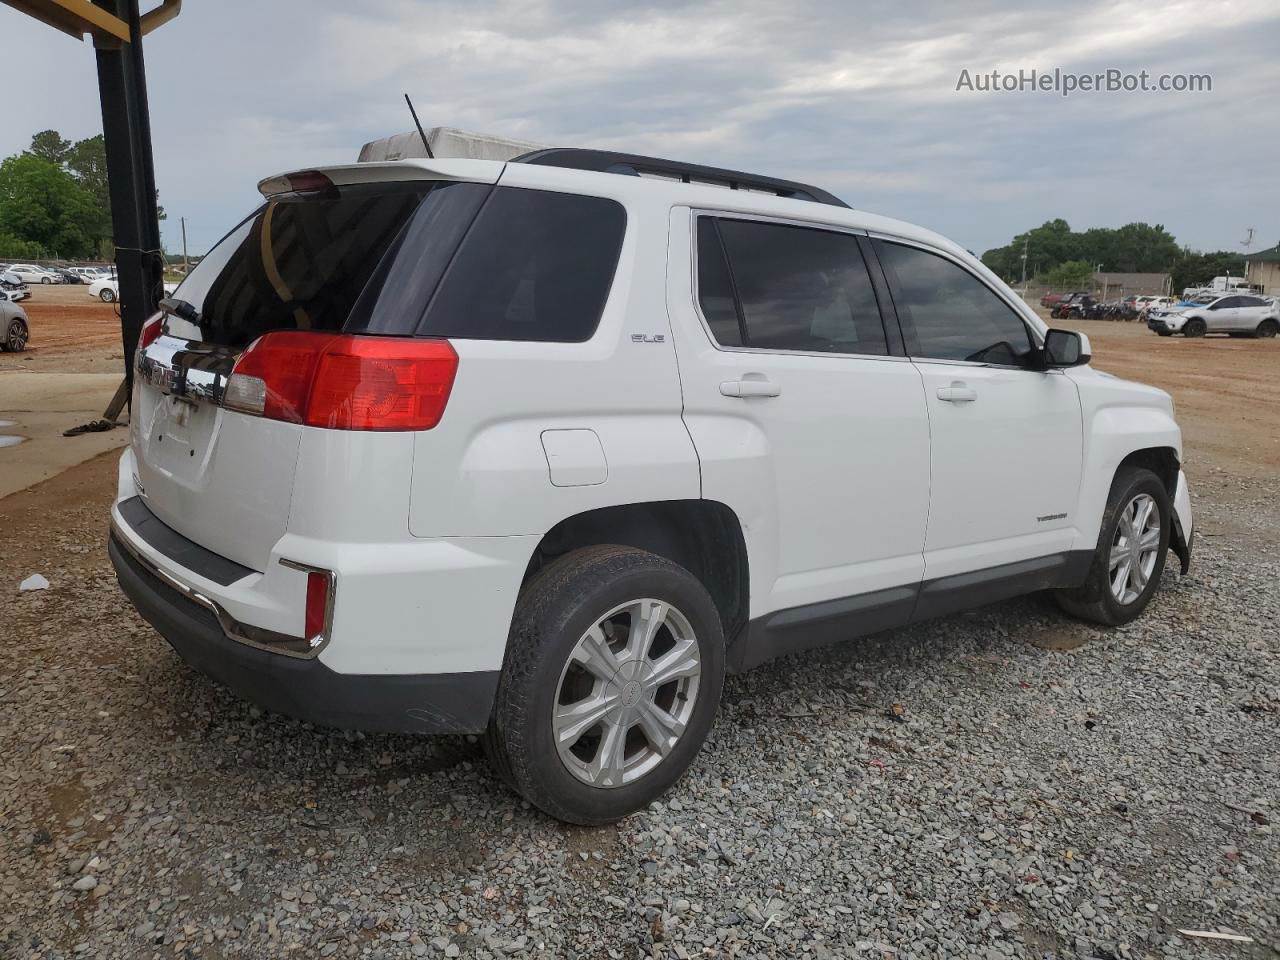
0 285 126 375
1058 316 1280 480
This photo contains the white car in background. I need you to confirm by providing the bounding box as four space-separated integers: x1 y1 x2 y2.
7 263 62 284
0 270 31 302
0 289 29 352
88 275 176 303
1147 294 1279 337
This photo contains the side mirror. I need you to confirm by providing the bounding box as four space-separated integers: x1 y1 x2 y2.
1043 328 1090 367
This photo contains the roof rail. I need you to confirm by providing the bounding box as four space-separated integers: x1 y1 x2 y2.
512 148 850 209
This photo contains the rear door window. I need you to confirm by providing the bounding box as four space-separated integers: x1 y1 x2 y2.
349 186 626 343
697 216 888 355
876 240 1033 365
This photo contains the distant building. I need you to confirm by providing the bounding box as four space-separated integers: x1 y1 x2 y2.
1092 272 1171 296
1243 244 1280 294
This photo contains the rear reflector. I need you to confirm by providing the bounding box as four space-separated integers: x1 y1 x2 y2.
304 571 330 644
138 313 163 351
226 332 458 431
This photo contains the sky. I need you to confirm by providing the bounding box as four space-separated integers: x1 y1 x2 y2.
1 0 1275 260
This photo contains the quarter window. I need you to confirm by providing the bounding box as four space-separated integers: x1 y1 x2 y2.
877 241 1033 365
697 216 888 355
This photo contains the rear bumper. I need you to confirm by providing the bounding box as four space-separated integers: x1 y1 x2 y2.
109 530 498 734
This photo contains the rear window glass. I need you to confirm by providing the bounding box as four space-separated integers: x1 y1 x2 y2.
351 186 626 343
174 184 430 349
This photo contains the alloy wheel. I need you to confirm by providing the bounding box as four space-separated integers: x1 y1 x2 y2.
7 322 26 351
1109 493 1161 604
553 598 701 788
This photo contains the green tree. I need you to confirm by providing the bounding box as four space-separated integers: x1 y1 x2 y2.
1080 222 1181 273
1169 251 1246 293
27 129 73 165
0 153 99 258
1043 259 1095 289
982 219 1081 281
65 135 113 254
0 232 49 259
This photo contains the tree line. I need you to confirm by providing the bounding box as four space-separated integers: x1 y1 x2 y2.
0 129 163 261
981 218 1252 292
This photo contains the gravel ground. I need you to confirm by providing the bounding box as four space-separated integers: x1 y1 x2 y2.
1 455 1277 960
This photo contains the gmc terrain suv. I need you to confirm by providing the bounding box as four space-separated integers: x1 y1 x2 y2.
109 149 1194 824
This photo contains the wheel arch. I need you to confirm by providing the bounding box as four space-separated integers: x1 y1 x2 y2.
522 499 750 650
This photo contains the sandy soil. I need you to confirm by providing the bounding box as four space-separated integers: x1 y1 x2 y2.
0 284 127 375
1061 316 1280 480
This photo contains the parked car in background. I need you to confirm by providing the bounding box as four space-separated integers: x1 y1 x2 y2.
1140 296 1176 315
87 275 174 303
6 264 61 284
53 267 83 284
1041 290 1090 309
1148 294 1278 337
1051 293 1097 319
0 271 31 302
108 150 1194 824
0 290 29 352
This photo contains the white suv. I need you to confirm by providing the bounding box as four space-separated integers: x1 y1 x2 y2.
109 150 1194 824
1147 294 1279 338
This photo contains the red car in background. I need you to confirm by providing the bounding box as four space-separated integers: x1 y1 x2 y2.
1041 290 1090 308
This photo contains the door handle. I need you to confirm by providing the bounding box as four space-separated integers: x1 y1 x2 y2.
936 381 977 402
720 377 781 398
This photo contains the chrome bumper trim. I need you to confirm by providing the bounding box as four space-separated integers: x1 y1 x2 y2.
110 514 325 660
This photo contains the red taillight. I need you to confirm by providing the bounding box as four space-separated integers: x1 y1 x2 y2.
304 571 330 643
225 332 458 431
139 313 163 351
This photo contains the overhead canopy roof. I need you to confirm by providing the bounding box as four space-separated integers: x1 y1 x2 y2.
0 0 179 42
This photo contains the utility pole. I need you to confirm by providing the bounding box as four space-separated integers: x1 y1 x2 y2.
180 215 188 274
1019 235 1028 293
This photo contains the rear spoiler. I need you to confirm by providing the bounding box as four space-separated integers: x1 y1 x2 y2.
257 159 503 198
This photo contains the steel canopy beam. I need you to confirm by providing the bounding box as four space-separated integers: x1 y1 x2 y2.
2 0 130 40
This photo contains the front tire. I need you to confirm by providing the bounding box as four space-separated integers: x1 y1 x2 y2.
1 318 28 352
1183 318 1206 337
99 288 116 303
1256 319 1278 339
484 546 725 825
1055 468 1171 626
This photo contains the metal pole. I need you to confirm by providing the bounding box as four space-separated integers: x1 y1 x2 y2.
180 216 188 274
92 0 161 405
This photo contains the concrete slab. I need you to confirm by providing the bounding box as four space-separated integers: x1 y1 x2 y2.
0 372 128 500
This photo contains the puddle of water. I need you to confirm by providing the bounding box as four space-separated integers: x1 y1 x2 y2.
0 435 25 448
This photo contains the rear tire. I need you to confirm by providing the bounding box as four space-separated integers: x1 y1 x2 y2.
1256 319 1278 339
1055 468 1171 626
484 545 724 825
1183 318 1206 338
99 288 116 303
1 318 28 352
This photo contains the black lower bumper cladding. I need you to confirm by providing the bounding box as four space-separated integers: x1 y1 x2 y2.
108 532 497 735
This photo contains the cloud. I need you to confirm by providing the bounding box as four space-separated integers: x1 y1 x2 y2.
0 0 1275 257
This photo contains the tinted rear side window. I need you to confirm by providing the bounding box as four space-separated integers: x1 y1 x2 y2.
706 217 888 355
418 187 625 342
695 218 743 346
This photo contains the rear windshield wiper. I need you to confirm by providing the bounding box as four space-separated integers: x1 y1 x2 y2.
159 296 201 324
